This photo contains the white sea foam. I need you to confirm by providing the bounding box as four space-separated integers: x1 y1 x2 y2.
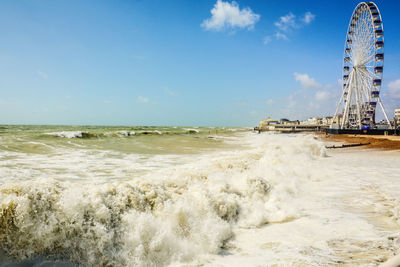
206 145 400 266
47 131 84 138
116 131 136 137
0 133 399 266
119 131 129 136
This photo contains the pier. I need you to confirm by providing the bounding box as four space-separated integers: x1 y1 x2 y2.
255 124 325 133
255 117 329 133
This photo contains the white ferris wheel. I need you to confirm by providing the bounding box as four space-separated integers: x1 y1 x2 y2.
331 1 391 129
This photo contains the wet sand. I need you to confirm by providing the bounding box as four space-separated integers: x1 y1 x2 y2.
319 133 400 150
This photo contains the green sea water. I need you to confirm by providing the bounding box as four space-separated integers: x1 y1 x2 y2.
0 125 250 265
0 125 247 155
0 125 250 185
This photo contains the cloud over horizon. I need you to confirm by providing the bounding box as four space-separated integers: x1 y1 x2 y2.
201 0 260 31
388 79 400 99
294 72 321 90
137 96 149 103
381 78 400 119
164 87 177 96
37 70 48 79
264 73 339 120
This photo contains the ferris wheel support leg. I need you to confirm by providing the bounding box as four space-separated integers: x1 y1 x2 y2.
354 71 362 129
342 93 351 129
378 98 392 129
341 71 354 129
331 94 344 129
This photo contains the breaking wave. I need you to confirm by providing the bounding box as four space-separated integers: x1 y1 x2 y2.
0 134 326 266
45 130 189 138
41 127 247 139
47 131 89 138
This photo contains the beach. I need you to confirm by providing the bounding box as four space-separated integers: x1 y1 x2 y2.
0 127 400 266
322 133 400 150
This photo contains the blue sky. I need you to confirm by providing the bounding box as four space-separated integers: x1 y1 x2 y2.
0 0 399 126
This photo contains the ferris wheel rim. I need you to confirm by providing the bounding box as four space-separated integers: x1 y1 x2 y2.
338 1 385 129
331 1 391 130
342 2 384 85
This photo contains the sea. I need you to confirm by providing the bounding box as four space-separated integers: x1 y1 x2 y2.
0 125 399 266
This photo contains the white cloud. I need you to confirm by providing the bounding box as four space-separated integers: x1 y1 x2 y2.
266 99 274 105
275 32 288 40
164 87 176 96
315 90 331 101
294 72 321 89
265 11 315 44
276 84 339 120
137 96 149 103
37 70 48 79
388 79 400 99
274 13 296 31
264 74 345 120
263 35 272 45
380 79 400 120
201 0 260 31
302 12 315 24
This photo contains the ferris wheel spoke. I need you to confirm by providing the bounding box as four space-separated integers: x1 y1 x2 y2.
360 55 374 65
358 70 372 100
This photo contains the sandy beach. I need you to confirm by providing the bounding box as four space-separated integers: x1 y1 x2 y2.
320 133 400 151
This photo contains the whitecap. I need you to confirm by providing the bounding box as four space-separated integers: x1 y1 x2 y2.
47 131 83 138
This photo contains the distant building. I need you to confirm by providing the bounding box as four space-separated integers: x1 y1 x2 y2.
331 114 343 126
322 117 333 125
395 109 400 127
259 118 279 130
283 120 300 125
280 118 290 124
258 115 332 131
301 117 322 125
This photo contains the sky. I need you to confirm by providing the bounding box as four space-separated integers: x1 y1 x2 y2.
0 0 399 126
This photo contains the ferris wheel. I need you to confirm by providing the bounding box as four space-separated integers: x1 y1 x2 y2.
331 2 391 129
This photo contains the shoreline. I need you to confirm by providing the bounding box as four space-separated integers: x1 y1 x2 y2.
316 133 400 151
316 132 400 267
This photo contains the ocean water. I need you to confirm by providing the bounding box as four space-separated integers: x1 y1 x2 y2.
0 126 399 266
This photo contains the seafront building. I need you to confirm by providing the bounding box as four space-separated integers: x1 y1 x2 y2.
257 116 333 132
395 109 400 127
257 112 399 133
